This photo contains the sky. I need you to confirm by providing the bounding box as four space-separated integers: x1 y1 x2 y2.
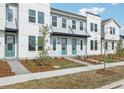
51 3 124 35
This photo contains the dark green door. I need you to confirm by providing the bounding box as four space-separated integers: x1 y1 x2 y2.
5 35 15 57
72 38 77 55
61 38 67 55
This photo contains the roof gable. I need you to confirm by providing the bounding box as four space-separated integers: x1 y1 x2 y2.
102 18 121 28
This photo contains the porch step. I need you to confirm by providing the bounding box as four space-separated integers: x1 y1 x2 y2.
3 58 19 62
64 57 92 66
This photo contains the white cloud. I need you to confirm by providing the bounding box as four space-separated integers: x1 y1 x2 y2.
78 7 106 16
112 3 118 6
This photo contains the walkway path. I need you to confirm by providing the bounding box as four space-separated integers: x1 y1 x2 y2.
6 59 30 75
99 79 124 89
64 57 92 66
0 61 124 87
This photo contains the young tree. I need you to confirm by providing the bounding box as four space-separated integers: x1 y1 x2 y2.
37 24 52 67
116 38 124 57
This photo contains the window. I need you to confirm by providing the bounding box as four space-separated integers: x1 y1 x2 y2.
95 40 98 50
90 40 93 50
62 18 66 28
38 12 44 24
29 9 36 23
28 36 36 51
80 21 83 30
113 28 115 34
95 24 98 32
80 40 83 50
8 8 13 22
53 38 56 50
72 20 76 29
112 42 114 50
90 23 93 31
110 27 113 34
105 42 108 50
38 36 43 51
52 16 57 27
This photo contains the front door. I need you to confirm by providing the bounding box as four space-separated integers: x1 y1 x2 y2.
5 35 15 57
72 38 77 55
61 38 67 55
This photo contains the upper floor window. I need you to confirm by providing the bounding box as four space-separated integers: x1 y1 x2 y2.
95 24 98 32
72 20 76 29
80 21 83 30
28 36 36 51
110 27 115 35
90 23 93 31
90 23 98 32
7 8 13 22
52 16 57 27
38 12 44 24
29 9 36 23
62 18 66 28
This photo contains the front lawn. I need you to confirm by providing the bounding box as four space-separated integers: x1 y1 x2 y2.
1 65 124 89
20 58 85 73
0 60 15 77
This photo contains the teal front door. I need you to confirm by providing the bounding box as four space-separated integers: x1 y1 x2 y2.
61 38 67 55
72 38 77 55
5 35 15 57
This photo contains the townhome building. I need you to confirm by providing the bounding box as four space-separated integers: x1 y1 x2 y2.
101 18 121 54
0 3 121 59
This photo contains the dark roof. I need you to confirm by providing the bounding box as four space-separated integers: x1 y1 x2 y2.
102 18 121 28
50 32 90 38
86 12 101 17
102 18 112 24
51 7 86 19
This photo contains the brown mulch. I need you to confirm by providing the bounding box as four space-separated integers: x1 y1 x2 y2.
0 60 15 77
96 69 116 75
21 61 57 73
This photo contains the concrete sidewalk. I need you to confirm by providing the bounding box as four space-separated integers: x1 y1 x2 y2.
0 61 124 87
64 57 92 66
99 79 124 89
6 60 30 75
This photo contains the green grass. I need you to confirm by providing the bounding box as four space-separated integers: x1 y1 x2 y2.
1 65 124 89
101 56 118 63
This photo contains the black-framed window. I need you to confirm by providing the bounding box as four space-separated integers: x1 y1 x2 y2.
105 42 108 50
95 24 98 32
7 8 13 22
113 28 115 34
112 42 114 50
38 36 43 51
52 16 57 27
90 23 93 31
90 40 93 50
62 18 66 28
29 9 36 23
53 38 56 50
72 20 76 29
38 12 44 24
95 40 98 50
80 21 83 30
28 36 36 51
110 27 113 34
80 40 83 50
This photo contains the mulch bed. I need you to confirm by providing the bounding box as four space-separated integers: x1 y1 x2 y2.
20 58 83 73
96 69 116 75
0 60 15 77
